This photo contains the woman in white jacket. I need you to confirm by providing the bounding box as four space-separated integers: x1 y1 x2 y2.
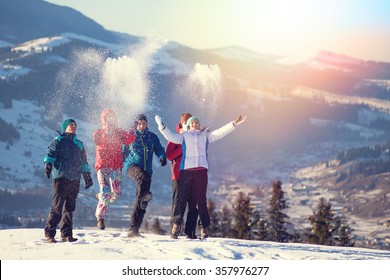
155 114 247 239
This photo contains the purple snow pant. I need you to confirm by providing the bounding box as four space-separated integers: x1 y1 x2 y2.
178 169 210 229
171 178 198 235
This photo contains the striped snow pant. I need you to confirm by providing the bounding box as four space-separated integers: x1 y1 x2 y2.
95 168 122 220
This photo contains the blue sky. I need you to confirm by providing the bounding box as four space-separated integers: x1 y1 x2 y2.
45 0 390 62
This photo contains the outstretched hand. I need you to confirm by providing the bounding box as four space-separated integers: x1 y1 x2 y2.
154 115 165 130
234 115 247 126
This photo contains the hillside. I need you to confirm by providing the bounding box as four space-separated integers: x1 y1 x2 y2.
0 0 122 44
290 157 390 250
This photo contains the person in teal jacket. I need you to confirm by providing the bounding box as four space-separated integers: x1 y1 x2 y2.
43 118 93 243
123 114 167 237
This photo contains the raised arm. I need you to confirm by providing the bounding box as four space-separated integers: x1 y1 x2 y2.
155 115 183 144
209 115 247 143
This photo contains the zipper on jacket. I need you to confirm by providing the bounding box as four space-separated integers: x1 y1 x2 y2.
140 136 148 171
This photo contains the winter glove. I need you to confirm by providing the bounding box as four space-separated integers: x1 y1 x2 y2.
233 115 247 127
154 115 165 130
44 163 52 179
160 157 167 167
83 173 93 189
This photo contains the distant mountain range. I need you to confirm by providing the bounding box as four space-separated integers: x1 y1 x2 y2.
1 0 390 249
0 0 125 44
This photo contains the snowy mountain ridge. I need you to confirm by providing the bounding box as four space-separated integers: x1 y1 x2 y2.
11 32 120 53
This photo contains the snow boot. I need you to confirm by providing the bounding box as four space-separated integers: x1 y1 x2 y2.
171 223 181 239
200 227 209 239
186 231 198 239
46 237 56 243
97 219 105 230
62 236 78 242
127 227 142 238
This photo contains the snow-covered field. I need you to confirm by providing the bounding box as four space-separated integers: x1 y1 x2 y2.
1 228 390 280
3 228 390 261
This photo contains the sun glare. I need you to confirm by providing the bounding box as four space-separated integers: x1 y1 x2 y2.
224 0 339 55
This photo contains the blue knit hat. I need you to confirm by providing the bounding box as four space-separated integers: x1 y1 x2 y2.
135 113 148 123
186 116 200 126
61 118 76 132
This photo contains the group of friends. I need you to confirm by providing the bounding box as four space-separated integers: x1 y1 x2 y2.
43 109 247 243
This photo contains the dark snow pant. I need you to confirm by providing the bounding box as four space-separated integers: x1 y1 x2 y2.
171 179 198 235
179 169 210 229
127 166 152 231
44 178 80 239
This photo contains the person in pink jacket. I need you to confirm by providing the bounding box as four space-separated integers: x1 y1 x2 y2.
94 109 135 230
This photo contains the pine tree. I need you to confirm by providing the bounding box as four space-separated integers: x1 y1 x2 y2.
151 217 165 235
208 199 220 237
333 216 355 247
255 216 269 241
231 192 253 240
220 204 232 238
267 180 292 242
305 197 335 245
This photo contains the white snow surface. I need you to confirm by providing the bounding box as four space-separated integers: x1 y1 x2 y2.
0 64 31 80
1 228 389 261
2 228 390 280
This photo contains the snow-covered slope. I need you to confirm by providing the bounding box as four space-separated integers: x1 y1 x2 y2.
11 32 119 53
0 100 53 189
1 228 389 260
1 228 390 280
0 99 97 190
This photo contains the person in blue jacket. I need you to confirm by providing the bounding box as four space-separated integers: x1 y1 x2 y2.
43 118 93 243
123 114 167 237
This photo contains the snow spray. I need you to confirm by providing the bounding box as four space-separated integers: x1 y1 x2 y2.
48 49 104 122
174 63 223 123
99 38 166 126
47 37 166 128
